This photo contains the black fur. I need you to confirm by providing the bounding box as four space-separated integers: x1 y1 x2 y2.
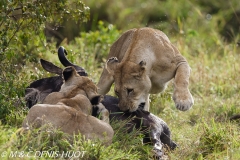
90 95 103 105
62 67 74 81
100 95 177 150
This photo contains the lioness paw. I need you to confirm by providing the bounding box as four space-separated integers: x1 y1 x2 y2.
172 90 194 111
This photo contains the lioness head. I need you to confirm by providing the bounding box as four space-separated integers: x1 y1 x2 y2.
44 66 102 105
106 57 151 112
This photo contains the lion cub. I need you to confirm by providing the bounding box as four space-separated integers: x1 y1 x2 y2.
23 66 113 144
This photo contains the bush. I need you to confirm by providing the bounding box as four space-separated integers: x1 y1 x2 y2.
0 0 89 124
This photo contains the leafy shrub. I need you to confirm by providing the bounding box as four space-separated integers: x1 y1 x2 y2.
0 0 89 124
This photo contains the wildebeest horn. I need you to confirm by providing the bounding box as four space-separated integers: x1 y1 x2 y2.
58 46 88 76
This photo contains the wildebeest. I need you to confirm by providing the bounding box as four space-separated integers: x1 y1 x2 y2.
24 46 177 158
24 47 87 108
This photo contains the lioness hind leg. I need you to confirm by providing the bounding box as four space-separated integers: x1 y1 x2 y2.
172 63 194 111
94 103 110 123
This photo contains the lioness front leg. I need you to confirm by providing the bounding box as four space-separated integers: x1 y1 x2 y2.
172 63 194 111
97 68 114 95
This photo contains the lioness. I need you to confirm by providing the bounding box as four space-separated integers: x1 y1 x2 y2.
97 27 194 112
23 66 114 144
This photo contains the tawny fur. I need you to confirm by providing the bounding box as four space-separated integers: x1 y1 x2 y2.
23 67 113 145
97 27 194 112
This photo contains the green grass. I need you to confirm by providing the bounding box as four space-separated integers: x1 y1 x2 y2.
150 30 240 159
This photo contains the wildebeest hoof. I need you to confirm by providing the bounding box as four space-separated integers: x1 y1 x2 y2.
93 103 110 123
152 142 167 160
152 147 169 160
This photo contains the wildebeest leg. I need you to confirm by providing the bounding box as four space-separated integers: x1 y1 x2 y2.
143 125 177 159
160 126 177 150
144 128 164 159
93 103 110 123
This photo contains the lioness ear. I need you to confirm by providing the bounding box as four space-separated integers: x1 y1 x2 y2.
131 61 146 78
90 95 103 105
139 60 146 69
106 57 119 75
62 66 78 81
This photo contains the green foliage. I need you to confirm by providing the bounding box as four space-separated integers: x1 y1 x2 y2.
0 0 89 123
60 21 120 82
0 0 90 53
83 0 239 40
0 63 27 124
79 21 120 62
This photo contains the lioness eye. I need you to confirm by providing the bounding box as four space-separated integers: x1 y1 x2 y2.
127 88 134 95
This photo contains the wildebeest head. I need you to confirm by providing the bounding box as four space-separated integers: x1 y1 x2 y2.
25 46 88 108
